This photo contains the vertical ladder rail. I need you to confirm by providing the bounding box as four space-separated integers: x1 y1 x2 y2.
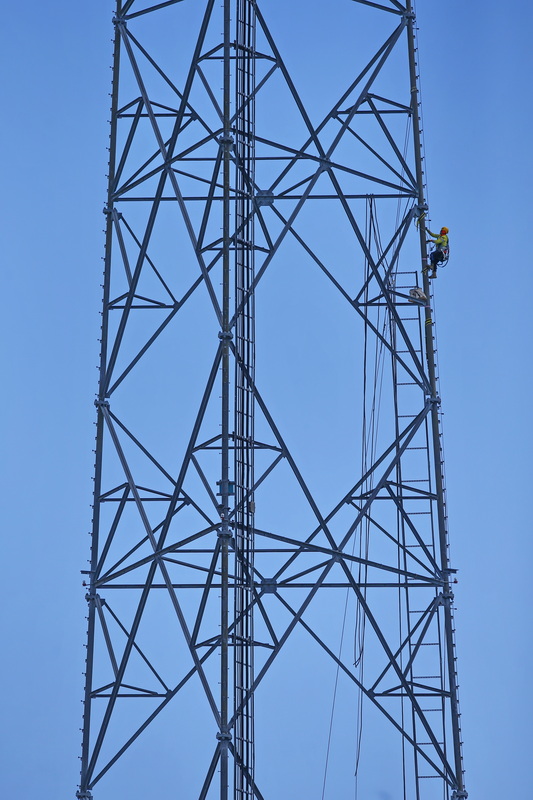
234 2 256 797
392 268 447 799
406 2 466 796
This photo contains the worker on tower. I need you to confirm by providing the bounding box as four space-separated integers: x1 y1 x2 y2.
426 226 449 278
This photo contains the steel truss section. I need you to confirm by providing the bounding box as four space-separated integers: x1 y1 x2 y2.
78 1 467 799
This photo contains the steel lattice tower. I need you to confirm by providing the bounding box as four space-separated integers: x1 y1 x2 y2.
78 2 467 798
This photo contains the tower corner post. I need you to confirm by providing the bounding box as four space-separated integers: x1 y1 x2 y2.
405 3 467 794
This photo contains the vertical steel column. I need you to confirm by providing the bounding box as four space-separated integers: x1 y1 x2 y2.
234 1 256 796
219 2 233 798
218 0 233 800
406 3 466 795
78 7 121 797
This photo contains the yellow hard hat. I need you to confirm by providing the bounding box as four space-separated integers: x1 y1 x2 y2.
440 226 449 234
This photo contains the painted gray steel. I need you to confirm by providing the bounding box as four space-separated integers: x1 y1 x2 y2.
78 2 466 798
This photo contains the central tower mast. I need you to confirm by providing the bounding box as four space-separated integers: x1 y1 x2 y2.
79 2 466 798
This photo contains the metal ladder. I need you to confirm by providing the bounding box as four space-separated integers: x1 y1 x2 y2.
234 3 256 797
391 270 450 798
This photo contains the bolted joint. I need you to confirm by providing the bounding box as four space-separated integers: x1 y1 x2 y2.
426 394 441 406
413 203 428 223
452 792 468 800
216 731 232 741
218 330 233 341
112 16 126 27
255 189 275 208
85 582 99 603
103 206 122 220
95 398 110 410
403 10 416 22
438 590 454 606
216 479 235 496
218 133 234 148
261 577 277 594
76 791 93 800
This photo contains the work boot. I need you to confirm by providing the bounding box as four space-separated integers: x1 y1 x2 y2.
429 271 437 279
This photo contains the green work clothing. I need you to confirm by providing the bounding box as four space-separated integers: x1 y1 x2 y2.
427 230 449 251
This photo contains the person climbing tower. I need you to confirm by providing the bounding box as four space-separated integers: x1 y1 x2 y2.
426 226 449 278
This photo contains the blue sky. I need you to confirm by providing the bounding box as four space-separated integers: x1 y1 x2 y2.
1 1 532 798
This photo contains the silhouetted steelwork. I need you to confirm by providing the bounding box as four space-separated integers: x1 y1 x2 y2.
78 2 467 799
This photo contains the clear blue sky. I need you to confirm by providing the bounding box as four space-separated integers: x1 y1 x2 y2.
1 1 532 798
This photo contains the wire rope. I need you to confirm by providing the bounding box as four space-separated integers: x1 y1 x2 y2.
322 52 421 795
354 199 388 798
320 199 388 800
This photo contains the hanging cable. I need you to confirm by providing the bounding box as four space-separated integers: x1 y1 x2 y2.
354 199 388 797
321 196 393 799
